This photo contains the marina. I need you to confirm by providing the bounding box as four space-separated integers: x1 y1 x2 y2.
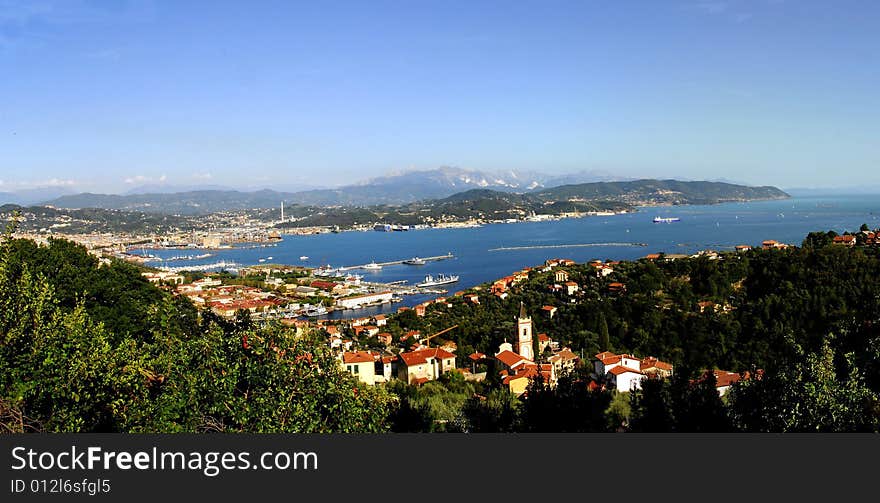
136 196 880 318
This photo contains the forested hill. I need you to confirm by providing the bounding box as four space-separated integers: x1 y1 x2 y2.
382 231 880 432
532 179 789 205
0 204 191 234
40 179 787 216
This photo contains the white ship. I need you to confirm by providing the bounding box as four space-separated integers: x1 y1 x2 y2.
417 274 459 287
300 256 309 260
653 216 681 223
403 257 426 265
303 305 328 316
364 261 382 270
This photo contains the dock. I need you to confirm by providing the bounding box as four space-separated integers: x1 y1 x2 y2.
340 253 454 270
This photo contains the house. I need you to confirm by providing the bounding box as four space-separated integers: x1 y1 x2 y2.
594 351 674 391
735 245 752 252
373 314 387 327
414 304 427 317
762 240 789 250
593 352 643 377
495 350 530 372
537 333 552 353
542 305 558 319
833 235 856 246
548 348 579 377
711 370 742 396
141 271 185 285
342 351 377 385
644 253 662 261
376 356 395 383
503 363 554 396
564 281 579 295
397 348 456 384
694 369 747 396
607 282 626 294
606 366 645 392
640 357 674 378
376 332 393 346
554 270 569 283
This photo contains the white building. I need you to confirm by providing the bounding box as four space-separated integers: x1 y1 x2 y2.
342 351 377 385
335 291 394 309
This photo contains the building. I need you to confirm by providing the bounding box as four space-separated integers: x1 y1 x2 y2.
606 366 645 392
397 348 456 384
833 235 856 246
342 351 377 385
542 305 558 319
548 348 579 377
142 271 185 285
593 351 674 392
503 363 554 396
335 291 394 309
516 302 534 361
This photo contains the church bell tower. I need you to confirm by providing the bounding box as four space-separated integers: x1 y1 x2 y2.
516 302 534 361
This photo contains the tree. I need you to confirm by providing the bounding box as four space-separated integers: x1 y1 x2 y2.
728 336 879 432
0 235 392 433
597 312 610 352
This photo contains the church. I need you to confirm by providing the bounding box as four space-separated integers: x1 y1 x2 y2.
494 303 555 395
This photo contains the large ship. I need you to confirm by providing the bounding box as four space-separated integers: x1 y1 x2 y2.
417 273 459 287
363 261 382 270
653 216 681 223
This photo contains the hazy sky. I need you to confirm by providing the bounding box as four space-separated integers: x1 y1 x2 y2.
1 0 878 193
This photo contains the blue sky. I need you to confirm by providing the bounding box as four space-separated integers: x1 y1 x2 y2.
0 0 878 193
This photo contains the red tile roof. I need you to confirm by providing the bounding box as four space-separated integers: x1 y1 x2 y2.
608 366 643 376
496 350 529 368
343 351 375 364
399 348 455 367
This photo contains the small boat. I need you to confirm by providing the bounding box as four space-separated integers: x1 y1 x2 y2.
258 258 266 263
267 256 273 260
403 257 426 265
417 274 459 287
303 305 328 316
653 216 681 223
364 261 382 270
300 256 309 260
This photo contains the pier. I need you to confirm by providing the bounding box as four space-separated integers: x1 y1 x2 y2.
340 252 454 270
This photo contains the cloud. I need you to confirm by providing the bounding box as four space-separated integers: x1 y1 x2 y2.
123 174 167 184
42 178 77 187
192 172 213 181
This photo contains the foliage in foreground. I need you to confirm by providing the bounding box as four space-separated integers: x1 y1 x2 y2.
0 231 390 433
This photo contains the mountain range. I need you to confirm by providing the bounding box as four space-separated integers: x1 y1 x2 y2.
3 168 787 215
